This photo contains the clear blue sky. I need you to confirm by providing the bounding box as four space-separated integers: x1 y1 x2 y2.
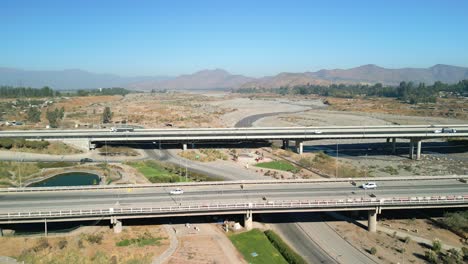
1 0 467 77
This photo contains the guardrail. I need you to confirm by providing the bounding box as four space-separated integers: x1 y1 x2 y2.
1 175 467 193
2 195 467 220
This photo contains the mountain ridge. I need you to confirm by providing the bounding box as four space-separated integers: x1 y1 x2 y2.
1 64 467 90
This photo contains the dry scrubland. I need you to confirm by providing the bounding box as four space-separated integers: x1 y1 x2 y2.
330 213 468 264
60 93 233 128
326 97 468 121
0 226 168 264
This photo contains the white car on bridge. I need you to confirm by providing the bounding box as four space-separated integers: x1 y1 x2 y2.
170 188 184 195
361 182 377 189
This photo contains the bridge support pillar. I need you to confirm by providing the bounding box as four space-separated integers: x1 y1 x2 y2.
409 139 415 160
416 140 422 160
182 143 187 151
368 209 377 232
0 228 3 237
111 216 122 234
44 218 48 237
392 138 396 154
244 210 253 231
409 138 422 160
295 140 303 155
386 138 390 143
282 140 289 150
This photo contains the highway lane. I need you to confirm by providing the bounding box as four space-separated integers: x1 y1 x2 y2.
1 125 468 141
1 180 466 211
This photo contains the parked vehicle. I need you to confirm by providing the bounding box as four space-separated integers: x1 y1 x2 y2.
361 182 377 189
80 158 93 163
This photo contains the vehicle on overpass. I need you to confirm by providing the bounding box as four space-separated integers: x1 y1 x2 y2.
170 188 184 195
361 182 377 189
434 127 457 133
110 127 134 132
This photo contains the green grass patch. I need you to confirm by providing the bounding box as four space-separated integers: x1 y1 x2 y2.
127 160 186 183
37 161 76 169
178 149 228 162
229 229 288 264
255 160 299 173
116 236 163 247
127 160 222 183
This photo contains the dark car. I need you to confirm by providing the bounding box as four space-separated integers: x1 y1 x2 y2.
80 158 93 163
442 128 456 133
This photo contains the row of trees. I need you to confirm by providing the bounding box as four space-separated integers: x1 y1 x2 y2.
236 80 468 104
0 86 59 98
76 87 132 96
22 106 112 127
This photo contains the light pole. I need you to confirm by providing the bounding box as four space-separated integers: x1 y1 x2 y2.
335 142 339 178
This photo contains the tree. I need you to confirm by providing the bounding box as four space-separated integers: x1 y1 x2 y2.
46 109 59 128
26 107 41 123
102 107 112 123
46 108 64 128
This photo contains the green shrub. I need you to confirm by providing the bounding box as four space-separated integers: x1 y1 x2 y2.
462 247 468 261
264 230 307 264
86 233 103 244
443 248 463 264
0 138 14 149
33 237 50 252
425 250 438 264
370 247 377 255
432 239 442 253
58 239 68 249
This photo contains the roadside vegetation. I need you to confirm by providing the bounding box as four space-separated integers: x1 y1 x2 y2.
264 230 307 264
0 138 82 155
441 210 468 238
126 160 222 183
298 151 364 177
98 146 139 156
116 231 164 247
178 149 228 162
0 226 165 264
229 229 288 264
255 160 299 173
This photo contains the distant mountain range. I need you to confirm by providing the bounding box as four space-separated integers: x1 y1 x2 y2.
1 64 467 90
127 69 254 90
0 67 169 90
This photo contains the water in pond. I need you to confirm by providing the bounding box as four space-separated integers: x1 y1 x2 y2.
30 172 100 187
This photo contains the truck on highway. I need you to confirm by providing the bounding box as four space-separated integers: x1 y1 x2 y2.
110 127 134 132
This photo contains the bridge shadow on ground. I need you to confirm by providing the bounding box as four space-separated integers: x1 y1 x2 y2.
300 141 468 157
100 141 272 150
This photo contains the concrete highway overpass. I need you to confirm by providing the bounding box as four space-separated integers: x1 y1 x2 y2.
1 124 468 159
1 177 467 234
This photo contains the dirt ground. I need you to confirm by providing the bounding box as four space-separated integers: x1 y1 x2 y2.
328 215 466 264
0 225 169 264
166 223 246 264
379 218 466 248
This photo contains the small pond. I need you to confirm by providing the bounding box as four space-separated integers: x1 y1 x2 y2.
30 172 100 187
